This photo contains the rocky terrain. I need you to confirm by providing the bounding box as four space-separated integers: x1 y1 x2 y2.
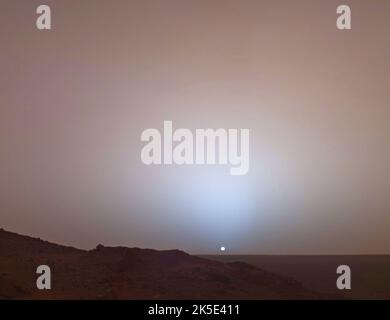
0 228 328 299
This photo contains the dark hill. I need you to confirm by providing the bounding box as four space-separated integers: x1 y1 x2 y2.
0 228 327 299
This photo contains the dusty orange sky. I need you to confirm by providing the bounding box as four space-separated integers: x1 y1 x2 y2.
1 0 389 253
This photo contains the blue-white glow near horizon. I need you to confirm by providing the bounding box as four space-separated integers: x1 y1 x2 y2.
177 172 257 243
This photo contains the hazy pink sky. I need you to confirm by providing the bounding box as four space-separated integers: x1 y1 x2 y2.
1 0 389 254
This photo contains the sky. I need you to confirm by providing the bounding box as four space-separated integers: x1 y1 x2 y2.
1 0 389 254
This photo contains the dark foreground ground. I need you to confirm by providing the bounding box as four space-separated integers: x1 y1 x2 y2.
1 228 387 299
203 255 390 299
0 228 329 299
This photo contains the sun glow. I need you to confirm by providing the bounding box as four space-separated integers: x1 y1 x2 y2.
176 173 257 241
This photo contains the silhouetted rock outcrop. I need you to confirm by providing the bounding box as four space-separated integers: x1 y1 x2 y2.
0 228 326 299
